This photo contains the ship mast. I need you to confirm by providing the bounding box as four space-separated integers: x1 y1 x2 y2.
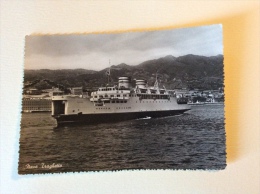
154 72 159 91
106 59 111 84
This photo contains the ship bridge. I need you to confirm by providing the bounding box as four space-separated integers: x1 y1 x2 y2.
97 87 117 92
90 86 131 103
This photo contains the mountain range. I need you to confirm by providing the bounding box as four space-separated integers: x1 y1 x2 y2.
24 54 224 91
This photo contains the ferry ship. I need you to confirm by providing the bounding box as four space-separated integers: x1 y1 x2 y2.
51 76 190 126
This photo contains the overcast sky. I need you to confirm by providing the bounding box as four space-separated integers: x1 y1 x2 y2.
25 24 223 70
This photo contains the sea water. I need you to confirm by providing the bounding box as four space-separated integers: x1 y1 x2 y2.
19 105 226 174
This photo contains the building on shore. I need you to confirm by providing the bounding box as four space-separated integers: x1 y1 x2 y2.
42 88 64 96
25 88 42 95
22 95 51 112
70 87 83 95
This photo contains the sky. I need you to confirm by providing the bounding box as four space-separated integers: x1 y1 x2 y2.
25 24 223 70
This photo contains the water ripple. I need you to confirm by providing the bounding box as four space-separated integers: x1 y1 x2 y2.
19 105 226 174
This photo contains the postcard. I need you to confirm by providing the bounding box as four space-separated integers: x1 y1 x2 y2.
19 25 226 174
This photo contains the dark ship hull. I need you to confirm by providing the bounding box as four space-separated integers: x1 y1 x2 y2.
53 109 190 127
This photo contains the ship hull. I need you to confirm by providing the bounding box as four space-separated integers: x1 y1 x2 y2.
53 109 190 127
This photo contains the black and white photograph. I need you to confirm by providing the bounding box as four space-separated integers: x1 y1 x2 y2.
19 25 226 174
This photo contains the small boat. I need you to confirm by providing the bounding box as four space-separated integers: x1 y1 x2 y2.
187 100 205 106
204 98 224 105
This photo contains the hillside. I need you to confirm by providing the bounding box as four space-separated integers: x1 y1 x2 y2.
24 54 224 90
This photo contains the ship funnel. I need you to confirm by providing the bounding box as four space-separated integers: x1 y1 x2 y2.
118 77 131 89
136 79 146 89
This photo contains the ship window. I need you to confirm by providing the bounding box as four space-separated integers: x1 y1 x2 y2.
117 95 120 97
112 101 115 103
111 95 114 97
